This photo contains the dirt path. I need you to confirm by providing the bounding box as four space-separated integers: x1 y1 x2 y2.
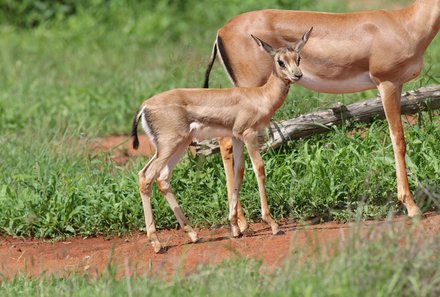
1 213 439 279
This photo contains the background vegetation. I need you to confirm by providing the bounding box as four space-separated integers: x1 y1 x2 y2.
0 0 438 240
1 0 439 294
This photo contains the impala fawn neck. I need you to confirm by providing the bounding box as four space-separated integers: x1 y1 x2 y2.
260 71 291 112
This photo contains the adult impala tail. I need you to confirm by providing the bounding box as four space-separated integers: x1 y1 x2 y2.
204 0 439 228
133 28 312 253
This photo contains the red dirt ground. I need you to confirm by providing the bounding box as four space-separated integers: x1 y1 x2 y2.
1 214 439 280
89 135 155 165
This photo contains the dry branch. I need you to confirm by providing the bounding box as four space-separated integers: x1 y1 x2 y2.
193 85 440 156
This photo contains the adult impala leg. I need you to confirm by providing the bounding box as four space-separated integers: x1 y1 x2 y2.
219 137 248 232
243 130 281 235
377 81 422 217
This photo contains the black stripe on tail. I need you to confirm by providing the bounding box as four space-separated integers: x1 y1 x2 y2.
204 35 237 88
131 108 142 150
216 35 236 86
203 39 218 88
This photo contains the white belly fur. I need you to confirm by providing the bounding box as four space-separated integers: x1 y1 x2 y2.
298 72 376 94
190 122 233 141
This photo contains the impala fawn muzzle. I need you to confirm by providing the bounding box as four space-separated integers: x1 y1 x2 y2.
132 28 312 253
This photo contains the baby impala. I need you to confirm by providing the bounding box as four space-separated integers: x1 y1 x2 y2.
131 28 312 253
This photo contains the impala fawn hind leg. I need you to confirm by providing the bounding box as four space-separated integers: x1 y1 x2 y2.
138 153 165 253
156 143 198 243
138 141 194 252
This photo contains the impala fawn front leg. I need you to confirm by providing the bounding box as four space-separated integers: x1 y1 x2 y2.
219 137 249 233
243 129 281 235
228 137 245 237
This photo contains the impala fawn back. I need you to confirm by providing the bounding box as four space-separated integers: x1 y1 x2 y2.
131 28 312 253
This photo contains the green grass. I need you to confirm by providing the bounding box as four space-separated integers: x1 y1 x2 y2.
0 0 439 239
1 116 438 238
2 220 440 297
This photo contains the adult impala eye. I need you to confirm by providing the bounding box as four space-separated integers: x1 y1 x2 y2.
277 59 285 68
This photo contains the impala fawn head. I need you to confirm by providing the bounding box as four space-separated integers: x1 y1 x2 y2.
251 27 312 84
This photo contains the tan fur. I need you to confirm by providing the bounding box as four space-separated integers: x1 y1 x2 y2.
206 0 439 228
133 30 312 252
215 0 439 90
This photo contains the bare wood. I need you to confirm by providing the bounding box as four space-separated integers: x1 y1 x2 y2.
268 85 440 148
204 0 440 222
131 30 312 253
194 85 440 155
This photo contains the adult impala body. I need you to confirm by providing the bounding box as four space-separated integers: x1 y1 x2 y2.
204 0 439 231
132 29 312 252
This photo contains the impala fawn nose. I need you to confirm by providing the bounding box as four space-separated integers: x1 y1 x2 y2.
292 72 302 81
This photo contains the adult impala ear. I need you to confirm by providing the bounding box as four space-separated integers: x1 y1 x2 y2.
251 34 276 57
294 27 313 53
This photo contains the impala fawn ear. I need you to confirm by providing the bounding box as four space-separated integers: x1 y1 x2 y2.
251 34 276 57
294 27 313 53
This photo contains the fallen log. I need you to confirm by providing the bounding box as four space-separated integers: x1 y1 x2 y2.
193 85 440 156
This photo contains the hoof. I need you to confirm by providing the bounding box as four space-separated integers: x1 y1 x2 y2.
188 231 199 243
151 241 163 254
273 228 285 236
231 225 241 238
407 207 422 218
271 223 283 235
238 220 249 233
184 226 199 243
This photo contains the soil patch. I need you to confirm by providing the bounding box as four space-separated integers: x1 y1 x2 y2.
1 213 439 280
89 135 154 165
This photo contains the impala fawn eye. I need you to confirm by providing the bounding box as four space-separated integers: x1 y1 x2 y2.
277 59 286 68
296 56 301 65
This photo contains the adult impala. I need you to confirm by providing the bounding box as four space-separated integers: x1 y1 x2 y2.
132 29 311 252
204 0 439 232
